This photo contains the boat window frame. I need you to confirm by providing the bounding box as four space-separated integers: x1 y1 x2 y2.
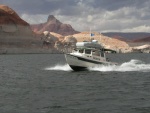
100 49 105 57
84 49 92 55
92 49 100 56
78 49 84 53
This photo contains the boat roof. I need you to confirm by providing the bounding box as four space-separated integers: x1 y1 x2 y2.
76 41 102 49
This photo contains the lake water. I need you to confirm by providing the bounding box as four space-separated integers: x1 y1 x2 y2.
0 53 150 113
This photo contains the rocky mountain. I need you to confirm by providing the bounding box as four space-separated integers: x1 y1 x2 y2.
0 5 40 48
133 36 150 42
31 15 79 36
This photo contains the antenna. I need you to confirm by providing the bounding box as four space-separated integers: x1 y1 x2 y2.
90 27 91 42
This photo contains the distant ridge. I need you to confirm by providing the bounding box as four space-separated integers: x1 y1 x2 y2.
133 36 150 42
31 15 79 36
103 32 150 42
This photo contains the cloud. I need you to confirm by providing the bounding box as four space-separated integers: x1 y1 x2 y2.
21 14 48 24
122 25 150 32
2 0 150 32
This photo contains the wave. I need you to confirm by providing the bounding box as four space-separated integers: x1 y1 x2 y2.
89 59 150 72
44 59 150 72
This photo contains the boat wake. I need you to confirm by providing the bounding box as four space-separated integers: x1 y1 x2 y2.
89 59 150 72
44 59 150 72
44 64 72 71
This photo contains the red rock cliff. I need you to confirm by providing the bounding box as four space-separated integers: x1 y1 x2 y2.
0 5 32 34
0 5 40 48
31 15 79 36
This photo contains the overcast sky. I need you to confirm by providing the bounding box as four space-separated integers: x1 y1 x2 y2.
1 0 150 32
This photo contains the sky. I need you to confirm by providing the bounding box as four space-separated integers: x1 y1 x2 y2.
1 0 150 32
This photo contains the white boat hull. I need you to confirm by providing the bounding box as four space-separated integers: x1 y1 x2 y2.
65 53 116 71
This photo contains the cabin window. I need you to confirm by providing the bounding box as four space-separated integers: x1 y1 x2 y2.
92 50 100 56
85 49 91 54
79 49 84 53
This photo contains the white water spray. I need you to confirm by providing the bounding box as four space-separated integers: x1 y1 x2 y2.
89 59 150 72
44 64 72 71
44 59 150 72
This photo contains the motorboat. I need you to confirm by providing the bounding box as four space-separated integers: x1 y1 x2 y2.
65 40 117 71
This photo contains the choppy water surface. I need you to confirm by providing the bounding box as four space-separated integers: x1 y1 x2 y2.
0 53 150 113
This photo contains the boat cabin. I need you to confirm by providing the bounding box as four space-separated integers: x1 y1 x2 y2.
71 41 108 61
73 48 105 58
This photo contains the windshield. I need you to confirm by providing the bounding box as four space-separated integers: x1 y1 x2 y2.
92 50 100 56
79 49 84 53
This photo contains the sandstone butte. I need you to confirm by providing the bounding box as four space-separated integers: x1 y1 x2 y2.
38 30 130 53
49 32 64 41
